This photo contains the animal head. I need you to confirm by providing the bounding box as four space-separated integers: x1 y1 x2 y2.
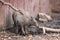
30 17 38 26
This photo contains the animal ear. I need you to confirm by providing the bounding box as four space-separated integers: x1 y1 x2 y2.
31 17 32 19
36 14 40 18
31 17 33 20
37 14 39 16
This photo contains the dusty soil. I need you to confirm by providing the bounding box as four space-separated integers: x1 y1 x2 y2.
0 31 60 40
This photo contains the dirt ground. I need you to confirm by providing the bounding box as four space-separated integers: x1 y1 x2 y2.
0 31 60 40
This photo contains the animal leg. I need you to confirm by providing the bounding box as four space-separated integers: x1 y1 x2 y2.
15 26 18 35
25 26 28 35
21 26 25 35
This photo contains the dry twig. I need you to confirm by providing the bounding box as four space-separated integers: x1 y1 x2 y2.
0 0 24 15
39 26 60 34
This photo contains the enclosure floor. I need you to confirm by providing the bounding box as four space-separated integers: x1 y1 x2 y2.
0 31 60 40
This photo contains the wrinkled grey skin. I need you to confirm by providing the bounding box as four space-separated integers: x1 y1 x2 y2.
12 12 38 35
